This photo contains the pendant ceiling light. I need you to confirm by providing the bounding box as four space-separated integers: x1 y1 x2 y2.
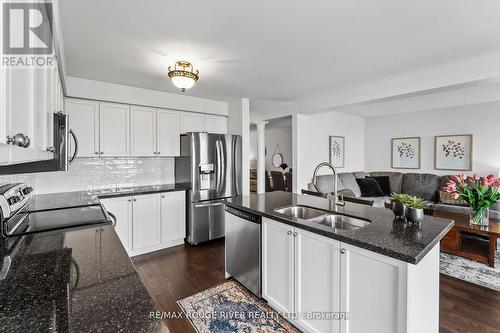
168 61 199 92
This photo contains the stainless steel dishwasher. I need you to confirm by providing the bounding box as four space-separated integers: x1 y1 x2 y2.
225 205 261 297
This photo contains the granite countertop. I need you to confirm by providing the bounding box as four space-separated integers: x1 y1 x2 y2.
27 183 188 211
0 224 167 333
225 191 454 264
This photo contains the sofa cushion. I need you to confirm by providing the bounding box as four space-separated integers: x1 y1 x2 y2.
432 203 500 219
402 173 441 201
338 188 356 198
369 172 403 194
338 173 362 197
313 175 345 194
356 178 384 197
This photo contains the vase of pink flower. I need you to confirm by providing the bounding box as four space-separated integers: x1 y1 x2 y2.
442 173 500 227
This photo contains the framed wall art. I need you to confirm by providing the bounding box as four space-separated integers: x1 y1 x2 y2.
434 134 473 171
329 136 345 168
391 137 420 169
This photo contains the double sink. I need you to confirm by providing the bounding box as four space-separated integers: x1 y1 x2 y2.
274 205 370 231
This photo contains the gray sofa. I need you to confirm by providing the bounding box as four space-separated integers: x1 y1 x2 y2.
307 171 500 218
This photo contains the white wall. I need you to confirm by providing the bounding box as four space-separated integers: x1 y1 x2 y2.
0 157 175 194
65 76 228 115
249 117 293 171
365 102 500 176
296 111 366 191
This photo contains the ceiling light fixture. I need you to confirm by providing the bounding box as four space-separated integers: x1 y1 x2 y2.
168 61 199 92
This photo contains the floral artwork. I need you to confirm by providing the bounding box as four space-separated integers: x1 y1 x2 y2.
392 137 420 169
329 136 345 168
435 135 473 171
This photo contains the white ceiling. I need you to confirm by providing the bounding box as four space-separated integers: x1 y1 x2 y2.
60 0 500 112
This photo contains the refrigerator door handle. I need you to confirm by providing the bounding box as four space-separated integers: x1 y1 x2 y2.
216 140 222 193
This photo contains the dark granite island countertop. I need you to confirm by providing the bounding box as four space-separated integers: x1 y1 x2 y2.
0 224 167 333
225 191 454 264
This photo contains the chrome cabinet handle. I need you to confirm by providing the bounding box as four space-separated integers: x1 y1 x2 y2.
46 146 55 153
161 195 165 198
293 232 298 237
68 129 78 164
94 152 99 155
287 230 292 235
340 248 346 254
157 152 160 155
100 151 104 155
6 133 30 148
133 199 137 202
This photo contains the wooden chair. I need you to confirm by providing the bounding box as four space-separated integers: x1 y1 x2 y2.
271 171 286 191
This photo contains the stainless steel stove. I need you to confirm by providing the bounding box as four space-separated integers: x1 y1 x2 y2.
0 183 113 238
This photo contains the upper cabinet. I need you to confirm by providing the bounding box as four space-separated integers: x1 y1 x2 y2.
157 109 180 156
0 1 63 165
204 115 227 134
180 112 205 134
65 99 99 157
63 98 228 158
99 102 130 157
130 106 156 156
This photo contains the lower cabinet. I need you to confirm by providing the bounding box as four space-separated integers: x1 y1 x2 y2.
101 191 186 256
262 217 435 333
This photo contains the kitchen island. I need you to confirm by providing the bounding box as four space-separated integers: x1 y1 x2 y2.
225 191 454 333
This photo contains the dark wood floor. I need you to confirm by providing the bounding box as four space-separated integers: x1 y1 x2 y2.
132 240 500 333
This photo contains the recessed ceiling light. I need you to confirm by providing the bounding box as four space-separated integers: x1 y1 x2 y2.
168 61 199 92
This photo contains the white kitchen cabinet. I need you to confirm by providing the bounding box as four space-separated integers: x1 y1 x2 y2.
132 193 162 254
180 112 205 134
295 228 341 333
100 196 133 253
160 191 186 245
99 102 130 157
65 99 99 157
157 109 180 156
340 243 407 333
262 218 295 315
130 106 157 156
204 115 227 134
262 217 440 333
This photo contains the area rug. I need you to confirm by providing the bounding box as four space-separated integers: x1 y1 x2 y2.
177 280 300 333
440 242 500 291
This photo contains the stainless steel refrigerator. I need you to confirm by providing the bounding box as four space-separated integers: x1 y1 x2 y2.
175 133 242 245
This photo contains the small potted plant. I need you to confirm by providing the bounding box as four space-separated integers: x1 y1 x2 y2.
442 173 500 226
389 193 411 221
405 196 426 224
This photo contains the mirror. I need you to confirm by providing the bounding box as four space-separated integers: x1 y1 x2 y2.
272 153 283 168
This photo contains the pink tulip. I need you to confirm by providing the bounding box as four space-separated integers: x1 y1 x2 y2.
459 173 466 181
486 174 496 181
481 180 489 187
451 175 459 182
473 174 480 180
451 193 460 200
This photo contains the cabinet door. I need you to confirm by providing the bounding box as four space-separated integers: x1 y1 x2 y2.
65 98 99 157
180 112 204 134
100 196 133 254
204 115 227 134
262 218 295 315
99 102 130 156
157 109 180 156
130 106 156 156
340 243 406 333
132 194 162 252
294 228 341 333
160 191 186 244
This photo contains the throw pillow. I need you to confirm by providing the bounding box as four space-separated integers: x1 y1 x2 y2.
439 191 467 206
368 176 391 196
355 178 384 197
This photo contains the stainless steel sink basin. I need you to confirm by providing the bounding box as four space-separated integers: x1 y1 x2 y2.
274 205 325 220
310 214 370 231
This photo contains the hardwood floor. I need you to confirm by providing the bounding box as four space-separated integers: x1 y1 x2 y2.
132 239 500 333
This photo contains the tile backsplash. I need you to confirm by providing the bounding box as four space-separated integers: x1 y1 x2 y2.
0 157 175 194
